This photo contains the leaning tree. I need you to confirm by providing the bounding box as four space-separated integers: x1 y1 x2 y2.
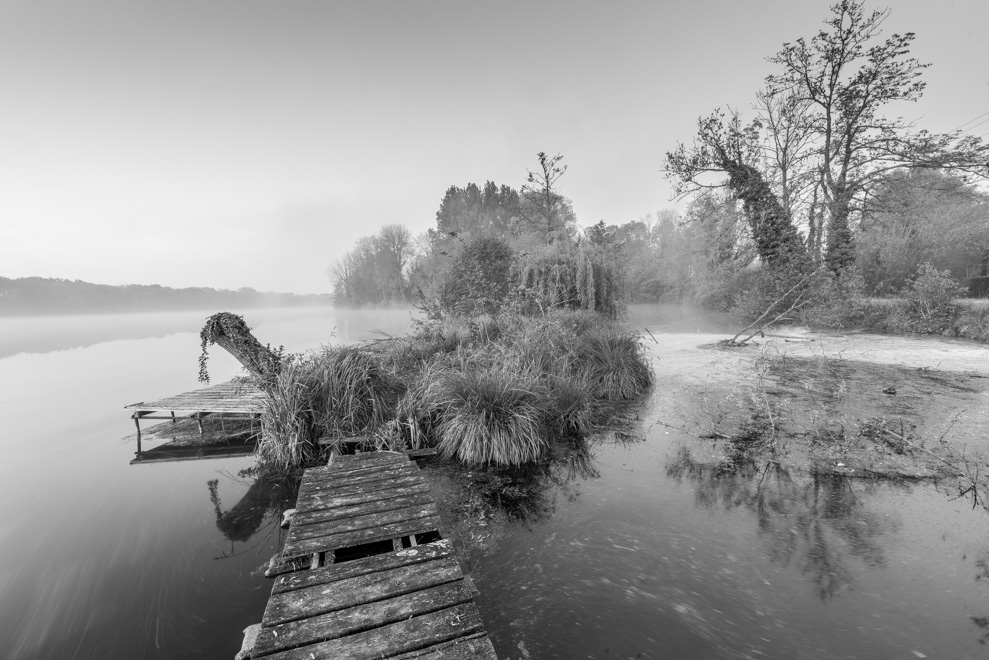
667 0 989 278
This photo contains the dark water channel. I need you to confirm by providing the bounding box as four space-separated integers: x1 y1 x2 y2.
2 304 988 658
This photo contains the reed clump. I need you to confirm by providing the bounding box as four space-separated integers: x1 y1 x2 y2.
256 346 402 472
256 308 653 472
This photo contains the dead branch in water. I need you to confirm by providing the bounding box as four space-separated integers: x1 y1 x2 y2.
725 267 823 346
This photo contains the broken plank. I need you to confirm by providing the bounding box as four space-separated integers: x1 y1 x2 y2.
288 503 439 543
273 540 453 595
282 515 443 559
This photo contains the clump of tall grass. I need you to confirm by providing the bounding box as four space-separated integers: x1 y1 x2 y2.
307 346 400 437
256 346 401 472
256 359 321 473
432 368 547 466
545 375 595 438
574 324 654 400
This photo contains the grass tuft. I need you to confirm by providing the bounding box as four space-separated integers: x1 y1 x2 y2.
575 325 654 399
433 369 547 466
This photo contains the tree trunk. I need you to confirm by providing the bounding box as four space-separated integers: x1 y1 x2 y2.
825 189 856 277
199 312 282 386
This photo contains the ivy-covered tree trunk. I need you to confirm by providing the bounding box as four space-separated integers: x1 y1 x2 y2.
724 162 807 271
825 188 856 276
199 312 282 387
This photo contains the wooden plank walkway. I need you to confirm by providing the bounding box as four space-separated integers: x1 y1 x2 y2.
251 451 497 660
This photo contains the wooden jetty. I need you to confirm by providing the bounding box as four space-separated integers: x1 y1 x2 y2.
125 379 265 453
249 451 498 660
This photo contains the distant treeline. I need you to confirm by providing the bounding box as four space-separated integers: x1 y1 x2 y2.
0 277 332 316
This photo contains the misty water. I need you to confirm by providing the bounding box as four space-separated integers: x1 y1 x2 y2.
2 305 988 659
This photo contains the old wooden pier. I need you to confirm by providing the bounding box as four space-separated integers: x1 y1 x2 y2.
249 451 498 659
125 379 264 459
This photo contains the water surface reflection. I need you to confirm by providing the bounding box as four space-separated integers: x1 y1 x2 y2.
667 448 890 601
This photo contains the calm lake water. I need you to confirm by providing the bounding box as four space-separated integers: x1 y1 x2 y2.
1 305 988 659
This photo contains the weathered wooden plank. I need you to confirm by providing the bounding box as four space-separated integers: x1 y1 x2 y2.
264 554 461 626
388 633 498 660
124 380 265 413
288 503 439 542
304 455 409 481
291 482 432 513
254 580 474 656
282 514 442 558
294 475 426 506
298 464 420 494
258 603 484 660
297 473 423 504
329 452 409 469
273 540 453 595
315 458 415 480
320 457 412 477
291 493 438 528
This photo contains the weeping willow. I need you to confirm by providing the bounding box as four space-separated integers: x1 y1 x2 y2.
519 244 624 318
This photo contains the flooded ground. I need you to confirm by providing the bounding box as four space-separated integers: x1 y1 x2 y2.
438 306 989 659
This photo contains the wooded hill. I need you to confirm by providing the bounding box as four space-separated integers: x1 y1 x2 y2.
0 276 331 316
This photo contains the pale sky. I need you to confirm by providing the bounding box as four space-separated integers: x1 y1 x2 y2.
2 0 987 294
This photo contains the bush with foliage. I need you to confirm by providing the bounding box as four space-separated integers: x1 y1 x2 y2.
438 235 515 316
903 263 966 333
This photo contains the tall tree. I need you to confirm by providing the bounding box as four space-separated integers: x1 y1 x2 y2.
765 0 989 275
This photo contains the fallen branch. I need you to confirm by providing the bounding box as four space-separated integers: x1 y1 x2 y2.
726 267 823 346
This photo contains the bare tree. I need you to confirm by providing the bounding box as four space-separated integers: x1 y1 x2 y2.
519 152 574 242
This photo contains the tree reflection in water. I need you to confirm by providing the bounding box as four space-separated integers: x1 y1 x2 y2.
477 437 600 523
207 473 297 551
667 446 892 601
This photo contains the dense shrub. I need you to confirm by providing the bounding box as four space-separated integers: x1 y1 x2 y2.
438 236 515 316
903 263 965 333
